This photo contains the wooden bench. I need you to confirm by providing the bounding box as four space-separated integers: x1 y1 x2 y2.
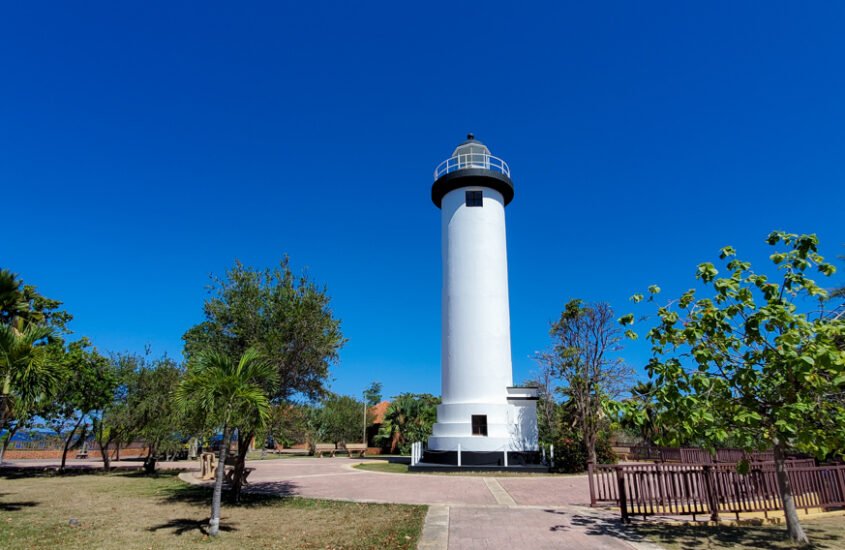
314 444 337 458
344 443 367 458
273 448 310 456
75 451 89 459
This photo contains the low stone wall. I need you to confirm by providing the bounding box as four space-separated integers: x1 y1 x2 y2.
4 447 148 460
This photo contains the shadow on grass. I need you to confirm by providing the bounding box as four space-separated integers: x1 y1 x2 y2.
0 500 40 511
160 480 299 508
628 522 842 549
148 517 238 536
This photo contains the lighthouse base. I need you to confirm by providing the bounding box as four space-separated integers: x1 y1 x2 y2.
414 449 544 469
427 397 539 453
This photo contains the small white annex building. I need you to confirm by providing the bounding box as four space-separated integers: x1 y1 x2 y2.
426 135 539 464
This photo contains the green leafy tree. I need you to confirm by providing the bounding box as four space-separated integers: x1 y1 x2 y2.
536 300 632 465
0 323 59 432
264 403 312 449
41 340 115 472
182 258 344 500
313 393 365 446
618 232 845 544
618 381 663 446
376 393 439 454
174 348 277 537
127 355 185 473
363 382 382 407
0 269 73 439
362 381 382 445
91 353 143 471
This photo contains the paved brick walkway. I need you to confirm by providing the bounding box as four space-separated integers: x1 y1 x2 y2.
183 458 654 549
5 457 655 549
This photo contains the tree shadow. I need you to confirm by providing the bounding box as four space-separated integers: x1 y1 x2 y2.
543 509 652 544
0 500 40 511
147 517 238 536
628 522 841 549
159 480 299 508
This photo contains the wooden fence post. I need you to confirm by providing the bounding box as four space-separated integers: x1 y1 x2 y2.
615 466 629 524
702 464 720 522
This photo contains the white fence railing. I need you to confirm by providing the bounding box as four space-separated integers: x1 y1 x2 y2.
434 153 510 181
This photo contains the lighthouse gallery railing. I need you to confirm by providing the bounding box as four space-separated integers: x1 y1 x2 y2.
434 153 510 181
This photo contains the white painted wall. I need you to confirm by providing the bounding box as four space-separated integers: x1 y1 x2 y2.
440 187 513 404
428 185 538 452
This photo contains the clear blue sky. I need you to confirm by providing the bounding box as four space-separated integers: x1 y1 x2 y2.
3 2 843 401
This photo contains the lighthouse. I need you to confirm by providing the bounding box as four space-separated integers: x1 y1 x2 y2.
425 135 539 466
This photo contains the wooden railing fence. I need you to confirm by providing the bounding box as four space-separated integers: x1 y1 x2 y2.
589 462 845 522
627 446 794 464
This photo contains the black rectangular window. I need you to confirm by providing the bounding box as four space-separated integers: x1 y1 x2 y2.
465 190 483 207
471 415 488 436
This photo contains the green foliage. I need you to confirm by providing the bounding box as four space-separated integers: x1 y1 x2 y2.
376 393 439 454
126 355 185 460
537 299 631 464
619 232 845 542
550 428 617 473
182 258 345 403
0 269 76 434
175 348 278 434
264 403 312 448
616 380 663 446
363 381 382 408
312 393 365 445
620 232 845 459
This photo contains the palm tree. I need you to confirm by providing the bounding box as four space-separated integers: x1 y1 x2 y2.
376 394 438 454
0 269 29 326
0 322 57 431
174 347 277 537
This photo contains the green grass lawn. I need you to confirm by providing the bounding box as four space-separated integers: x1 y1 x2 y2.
632 517 845 549
0 469 426 549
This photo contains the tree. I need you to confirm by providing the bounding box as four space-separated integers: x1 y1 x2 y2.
619 381 662 446
313 393 365 446
174 348 276 537
265 403 312 449
527 360 562 444
41 340 114 472
618 232 845 544
376 394 439 454
362 381 382 444
0 269 73 438
537 300 632 466
363 382 382 407
182 258 344 500
90 353 142 472
0 323 59 433
127 355 184 473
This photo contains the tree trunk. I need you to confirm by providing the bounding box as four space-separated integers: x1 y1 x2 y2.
209 425 231 537
97 435 114 472
0 423 19 464
143 445 157 475
773 442 809 544
60 418 83 473
586 430 598 467
232 430 252 503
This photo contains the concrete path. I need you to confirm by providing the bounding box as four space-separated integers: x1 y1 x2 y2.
176 457 658 549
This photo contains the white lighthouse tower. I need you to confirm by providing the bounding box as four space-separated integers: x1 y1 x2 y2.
425 135 538 466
